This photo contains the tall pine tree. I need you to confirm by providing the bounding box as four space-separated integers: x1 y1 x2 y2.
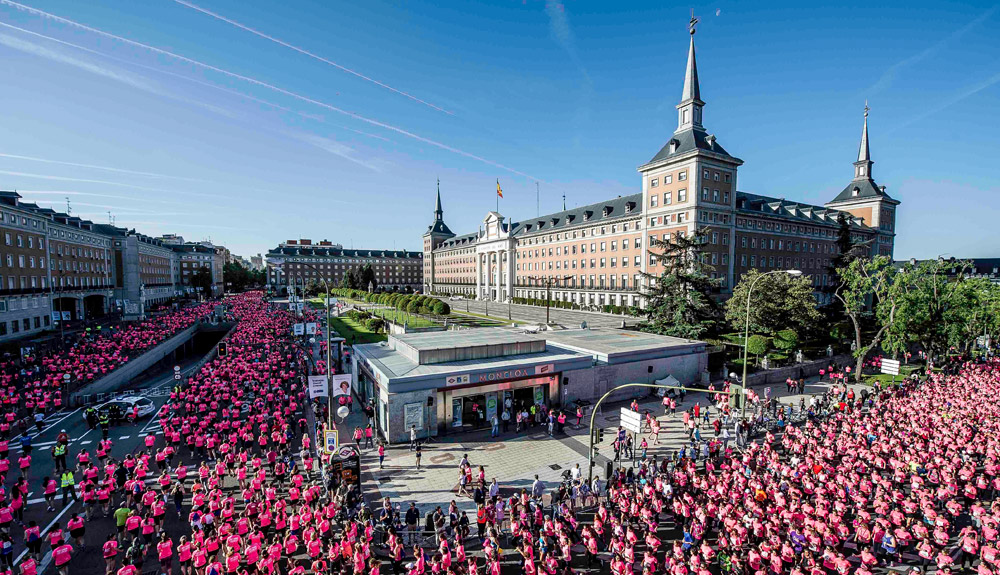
638 228 722 339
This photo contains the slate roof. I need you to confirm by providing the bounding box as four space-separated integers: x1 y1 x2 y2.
435 232 479 251
426 220 454 236
268 246 422 259
645 128 737 166
828 177 897 204
737 191 870 230
508 193 643 236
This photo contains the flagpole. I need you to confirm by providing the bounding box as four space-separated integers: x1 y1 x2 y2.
496 179 499 213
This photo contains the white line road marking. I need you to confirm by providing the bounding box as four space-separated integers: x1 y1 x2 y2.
79 440 92 445
118 436 130 440
13 500 75 565
37 407 82 436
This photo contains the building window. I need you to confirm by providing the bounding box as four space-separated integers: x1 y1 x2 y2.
678 189 687 202
678 171 687 181
650 195 658 207
650 178 659 188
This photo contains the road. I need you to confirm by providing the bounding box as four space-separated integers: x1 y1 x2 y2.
8 359 205 575
436 296 640 328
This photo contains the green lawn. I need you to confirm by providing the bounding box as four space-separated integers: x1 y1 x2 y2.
329 315 387 345
370 308 438 329
448 309 524 327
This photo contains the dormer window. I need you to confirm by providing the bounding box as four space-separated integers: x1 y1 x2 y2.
668 139 679 154
602 206 611 217
583 211 592 221
852 187 860 197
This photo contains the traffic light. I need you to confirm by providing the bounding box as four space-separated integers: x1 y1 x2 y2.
596 428 605 443
218 342 227 357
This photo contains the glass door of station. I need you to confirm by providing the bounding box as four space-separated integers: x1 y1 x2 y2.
451 383 549 430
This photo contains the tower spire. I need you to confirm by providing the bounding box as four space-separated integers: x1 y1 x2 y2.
858 101 870 163
434 178 443 221
854 102 874 180
676 12 704 132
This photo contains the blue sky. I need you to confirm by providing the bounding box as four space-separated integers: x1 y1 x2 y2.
0 0 997 259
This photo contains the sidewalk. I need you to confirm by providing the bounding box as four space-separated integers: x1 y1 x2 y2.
354 375 865 515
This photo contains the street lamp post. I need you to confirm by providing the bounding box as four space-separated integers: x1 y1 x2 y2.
298 262 334 430
739 269 802 422
529 275 573 325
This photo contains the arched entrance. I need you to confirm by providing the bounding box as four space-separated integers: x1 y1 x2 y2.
52 296 78 321
83 294 107 320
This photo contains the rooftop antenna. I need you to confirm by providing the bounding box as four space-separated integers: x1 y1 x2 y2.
65 197 71 215
562 192 566 211
536 182 539 217
108 211 113 225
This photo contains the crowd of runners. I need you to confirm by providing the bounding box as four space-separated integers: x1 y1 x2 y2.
0 290 998 575
0 303 214 419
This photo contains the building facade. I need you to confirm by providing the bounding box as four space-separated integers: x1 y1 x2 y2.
424 27 898 309
266 239 423 294
0 192 247 342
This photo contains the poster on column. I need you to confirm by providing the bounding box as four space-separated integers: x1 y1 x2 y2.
534 386 545 405
485 392 498 422
404 402 423 431
452 398 463 428
330 374 352 398
307 375 328 398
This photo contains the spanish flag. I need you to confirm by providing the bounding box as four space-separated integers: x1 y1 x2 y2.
496 179 503 198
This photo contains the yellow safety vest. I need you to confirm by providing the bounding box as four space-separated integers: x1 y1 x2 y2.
60 472 75 488
53 444 66 456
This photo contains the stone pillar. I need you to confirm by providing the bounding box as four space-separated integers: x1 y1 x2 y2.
505 248 512 302
483 253 490 300
476 254 482 299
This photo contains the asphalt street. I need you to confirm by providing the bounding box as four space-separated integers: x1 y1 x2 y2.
434 297 639 328
8 359 205 575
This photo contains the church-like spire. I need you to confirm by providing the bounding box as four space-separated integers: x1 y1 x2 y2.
434 178 443 221
854 102 874 180
676 13 705 132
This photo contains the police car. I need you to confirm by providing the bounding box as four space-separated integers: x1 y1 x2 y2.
85 396 156 423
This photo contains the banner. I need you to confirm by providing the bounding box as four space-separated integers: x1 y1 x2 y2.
61 311 71 321
307 375 328 398
305 322 318 335
330 374 352 397
292 323 305 336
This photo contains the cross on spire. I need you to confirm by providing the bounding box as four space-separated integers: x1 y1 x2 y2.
689 9 699 35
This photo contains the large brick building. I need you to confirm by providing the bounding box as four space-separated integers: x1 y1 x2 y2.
423 27 898 309
0 192 242 342
266 239 422 294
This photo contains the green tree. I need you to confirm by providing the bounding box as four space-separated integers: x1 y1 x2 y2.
639 229 721 339
725 269 821 336
223 262 254 292
773 329 799 352
833 255 900 381
190 266 214 295
746 334 770 365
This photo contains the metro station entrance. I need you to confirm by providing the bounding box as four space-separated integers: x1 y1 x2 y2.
443 374 557 432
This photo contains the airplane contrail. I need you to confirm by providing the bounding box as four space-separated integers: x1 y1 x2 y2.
0 21 394 145
0 0 542 181
0 152 208 182
169 0 453 115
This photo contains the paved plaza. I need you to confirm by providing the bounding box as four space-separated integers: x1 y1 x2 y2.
343 375 862 515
